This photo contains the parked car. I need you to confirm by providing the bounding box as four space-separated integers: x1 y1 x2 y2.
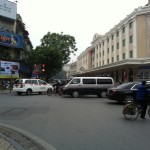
106 81 150 103
13 79 53 95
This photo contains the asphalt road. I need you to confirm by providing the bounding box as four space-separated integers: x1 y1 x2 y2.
0 93 150 150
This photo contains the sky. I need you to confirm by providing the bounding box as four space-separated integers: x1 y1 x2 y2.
15 0 148 62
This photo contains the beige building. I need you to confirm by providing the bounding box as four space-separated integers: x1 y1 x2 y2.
75 2 150 83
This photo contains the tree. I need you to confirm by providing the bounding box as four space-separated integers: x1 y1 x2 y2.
29 32 77 80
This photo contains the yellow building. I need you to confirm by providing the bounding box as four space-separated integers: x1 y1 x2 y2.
75 2 150 83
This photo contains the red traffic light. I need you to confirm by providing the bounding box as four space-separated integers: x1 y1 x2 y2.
42 64 45 67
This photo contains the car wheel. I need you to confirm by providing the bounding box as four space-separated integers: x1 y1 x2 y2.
100 91 107 98
72 91 79 98
26 89 32 95
39 92 42 95
123 95 134 102
17 92 22 95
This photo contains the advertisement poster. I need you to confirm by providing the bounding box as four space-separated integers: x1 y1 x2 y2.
0 61 19 78
0 31 23 48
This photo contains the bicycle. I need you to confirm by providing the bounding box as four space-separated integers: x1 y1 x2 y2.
123 101 150 120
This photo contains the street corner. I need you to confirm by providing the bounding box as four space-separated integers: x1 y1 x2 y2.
0 123 56 150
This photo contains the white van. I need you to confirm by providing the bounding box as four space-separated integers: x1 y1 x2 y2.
13 79 53 95
62 77 114 98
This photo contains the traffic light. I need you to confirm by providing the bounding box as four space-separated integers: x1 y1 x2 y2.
42 64 45 72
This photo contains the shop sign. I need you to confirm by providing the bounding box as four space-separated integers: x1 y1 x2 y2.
0 61 19 78
0 0 17 20
0 31 23 48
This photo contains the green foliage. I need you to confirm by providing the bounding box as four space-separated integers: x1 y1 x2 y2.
29 32 77 80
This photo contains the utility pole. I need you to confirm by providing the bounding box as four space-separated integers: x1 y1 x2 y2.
10 70 15 93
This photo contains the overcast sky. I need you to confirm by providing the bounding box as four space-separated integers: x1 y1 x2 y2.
16 0 148 62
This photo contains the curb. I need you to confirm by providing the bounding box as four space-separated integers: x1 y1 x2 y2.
0 123 56 150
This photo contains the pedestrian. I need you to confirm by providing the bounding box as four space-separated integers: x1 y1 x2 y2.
135 81 150 119
55 80 61 94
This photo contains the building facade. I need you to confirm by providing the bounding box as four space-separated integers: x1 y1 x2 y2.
0 0 32 86
75 2 150 83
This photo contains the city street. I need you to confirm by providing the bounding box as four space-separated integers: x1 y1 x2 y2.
0 93 150 150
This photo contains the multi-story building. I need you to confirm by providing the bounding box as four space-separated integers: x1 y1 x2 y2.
75 1 150 83
0 0 32 86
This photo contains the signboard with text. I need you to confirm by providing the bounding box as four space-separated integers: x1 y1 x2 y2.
0 61 19 78
0 31 23 48
0 0 17 20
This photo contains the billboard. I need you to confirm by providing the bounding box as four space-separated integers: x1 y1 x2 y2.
0 61 19 78
0 0 17 20
0 31 23 48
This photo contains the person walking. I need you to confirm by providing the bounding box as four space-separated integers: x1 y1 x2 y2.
136 81 150 119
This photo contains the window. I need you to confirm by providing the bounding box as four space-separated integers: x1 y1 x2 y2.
70 79 80 84
25 80 31 84
107 59 109 64
132 84 141 90
139 72 150 80
107 38 109 43
112 57 114 62
117 43 119 49
129 51 133 58
32 80 38 84
107 48 109 53
83 79 96 84
97 79 113 84
145 72 149 79
122 53 125 59
103 51 104 56
122 39 125 47
39 80 46 84
112 45 114 52
117 55 119 61
129 35 133 43
111 34 114 40
116 31 119 37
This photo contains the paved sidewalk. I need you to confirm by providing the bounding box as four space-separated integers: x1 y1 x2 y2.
0 123 56 150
